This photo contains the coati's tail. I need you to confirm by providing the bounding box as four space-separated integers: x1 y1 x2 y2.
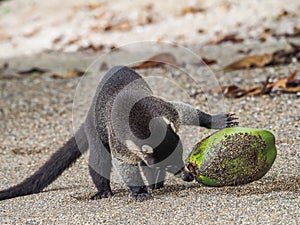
0 125 88 201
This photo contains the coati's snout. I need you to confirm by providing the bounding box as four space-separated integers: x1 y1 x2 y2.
150 124 188 172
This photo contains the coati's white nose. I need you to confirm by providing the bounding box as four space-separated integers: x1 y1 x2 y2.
142 145 153 154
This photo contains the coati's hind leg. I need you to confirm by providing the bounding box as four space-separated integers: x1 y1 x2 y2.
88 138 113 200
140 161 165 190
113 159 151 201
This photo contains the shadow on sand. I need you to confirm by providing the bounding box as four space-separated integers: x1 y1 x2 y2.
43 175 299 201
154 175 300 197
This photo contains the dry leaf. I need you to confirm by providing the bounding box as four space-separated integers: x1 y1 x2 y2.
281 86 300 92
289 42 300 51
18 67 49 75
73 2 103 11
131 53 178 69
271 71 297 88
291 27 300 37
12 148 42 155
260 28 272 42
104 21 132 31
210 33 244 44
268 49 299 66
223 53 273 71
276 10 289 21
78 43 104 52
221 84 268 98
286 79 300 87
237 49 253 55
224 43 300 71
66 37 81 45
182 6 205 15
268 71 300 93
197 28 206 34
90 25 102 33
137 14 153 26
193 57 218 66
193 58 217 66
221 85 246 98
51 69 85 79
52 35 64 45
87 2 102 10
273 26 300 39
202 57 217 65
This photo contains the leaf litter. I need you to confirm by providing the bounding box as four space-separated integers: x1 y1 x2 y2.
17 67 49 75
220 71 300 98
130 53 179 69
223 42 300 71
51 69 85 79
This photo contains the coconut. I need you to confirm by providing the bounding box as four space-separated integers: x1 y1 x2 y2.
186 127 277 186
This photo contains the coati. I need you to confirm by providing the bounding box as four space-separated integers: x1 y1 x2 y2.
0 66 238 201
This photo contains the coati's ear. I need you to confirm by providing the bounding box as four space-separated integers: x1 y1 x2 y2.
141 145 154 155
162 117 177 132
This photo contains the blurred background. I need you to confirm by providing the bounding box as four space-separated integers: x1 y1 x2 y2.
0 0 300 58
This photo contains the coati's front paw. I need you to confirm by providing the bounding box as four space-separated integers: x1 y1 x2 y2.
91 190 114 200
211 113 239 129
132 192 152 201
130 186 152 201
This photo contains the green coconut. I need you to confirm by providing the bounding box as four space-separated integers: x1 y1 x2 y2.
186 127 276 187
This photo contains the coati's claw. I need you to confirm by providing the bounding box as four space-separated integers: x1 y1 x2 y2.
91 190 114 200
211 113 239 129
226 113 237 121
228 121 239 127
226 113 239 127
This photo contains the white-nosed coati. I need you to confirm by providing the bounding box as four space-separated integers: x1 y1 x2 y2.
0 66 238 201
